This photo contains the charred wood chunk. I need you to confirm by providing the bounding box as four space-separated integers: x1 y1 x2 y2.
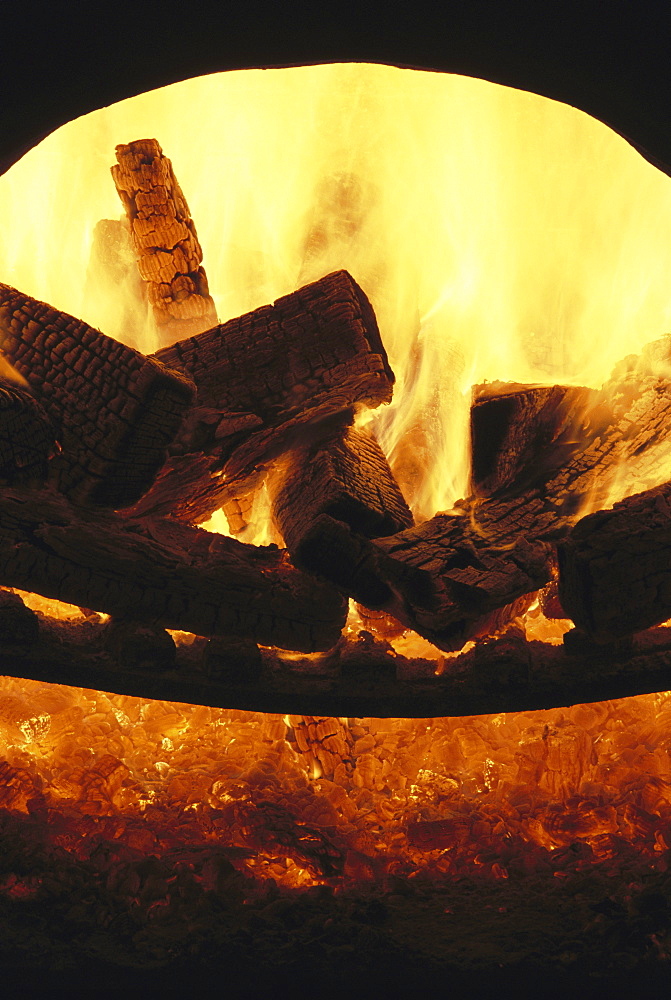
0 284 195 508
203 637 263 683
464 333 671 547
287 715 354 778
0 488 346 653
151 270 394 511
297 332 671 652
103 619 176 672
0 376 56 483
470 382 594 497
367 514 553 651
558 482 671 642
124 453 231 523
112 138 218 345
547 334 671 511
272 422 413 574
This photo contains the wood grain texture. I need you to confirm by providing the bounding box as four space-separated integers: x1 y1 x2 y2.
0 284 195 507
112 138 218 345
0 487 347 653
133 270 394 525
271 422 413 581
558 482 671 641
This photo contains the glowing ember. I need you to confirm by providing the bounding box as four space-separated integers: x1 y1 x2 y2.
0 676 668 889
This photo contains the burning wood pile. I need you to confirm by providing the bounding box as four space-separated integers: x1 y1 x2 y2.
2 137 671 715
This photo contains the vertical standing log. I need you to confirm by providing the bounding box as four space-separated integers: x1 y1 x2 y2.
112 139 218 347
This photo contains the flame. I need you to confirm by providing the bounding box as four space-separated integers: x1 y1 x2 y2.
1 65 671 904
2 64 671 515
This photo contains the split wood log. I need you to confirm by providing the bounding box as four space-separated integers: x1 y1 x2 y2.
558 482 671 642
0 487 347 653
0 283 195 508
112 139 218 345
470 381 595 497
130 270 394 524
0 376 56 483
270 421 413 589
9 596 671 717
334 335 671 650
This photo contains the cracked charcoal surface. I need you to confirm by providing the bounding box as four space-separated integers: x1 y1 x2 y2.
0 284 195 508
559 481 671 641
272 422 413 580
112 139 218 345
134 270 394 524
359 336 671 649
0 487 347 653
0 376 55 482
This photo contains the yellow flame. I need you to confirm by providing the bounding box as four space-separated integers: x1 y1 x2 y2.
2 64 671 519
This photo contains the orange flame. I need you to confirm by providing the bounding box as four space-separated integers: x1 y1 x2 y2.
0 65 671 891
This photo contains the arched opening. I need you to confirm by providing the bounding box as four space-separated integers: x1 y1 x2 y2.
1 62 671 987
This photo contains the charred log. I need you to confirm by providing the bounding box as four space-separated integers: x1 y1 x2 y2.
271 422 413 583
134 270 394 525
0 376 56 483
112 139 218 345
0 284 195 508
0 487 347 653
103 619 177 672
6 600 671 717
558 482 671 642
346 335 671 649
470 381 594 497
367 518 552 650
203 636 263 683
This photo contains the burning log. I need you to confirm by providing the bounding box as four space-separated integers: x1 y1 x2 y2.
0 487 347 653
558 482 671 642
362 517 552 650
344 336 671 649
131 270 394 524
470 381 594 497
270 421 413 586
112 139 218 345
0 284 195 508
287 715 354 778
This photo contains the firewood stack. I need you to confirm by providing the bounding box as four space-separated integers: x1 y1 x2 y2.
2 135 671 713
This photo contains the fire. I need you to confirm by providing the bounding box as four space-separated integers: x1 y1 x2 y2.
2 65 671 516
1 63 671 913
